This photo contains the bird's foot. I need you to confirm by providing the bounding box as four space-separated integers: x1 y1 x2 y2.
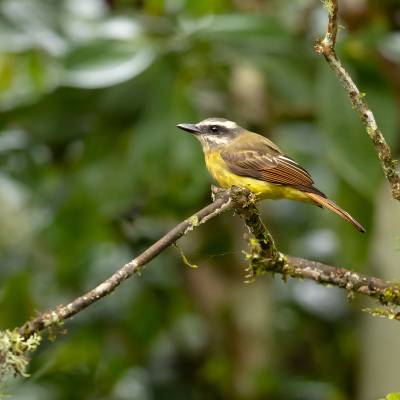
211 185 226 201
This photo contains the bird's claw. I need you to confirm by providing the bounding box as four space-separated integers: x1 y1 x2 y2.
211 185 226 201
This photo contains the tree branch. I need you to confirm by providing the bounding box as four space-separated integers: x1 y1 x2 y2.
0 187 397 380
18 189 238 338
315 0 400 201
236 200 400 309
4 0 400 380
16 187 400 341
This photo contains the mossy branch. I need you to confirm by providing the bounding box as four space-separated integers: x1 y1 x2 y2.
3 187 400 379
0 330 41 380
315 0 400 200
236 192 400 307
17 188 236 340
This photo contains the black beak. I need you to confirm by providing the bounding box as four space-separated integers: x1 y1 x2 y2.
176 123 201 134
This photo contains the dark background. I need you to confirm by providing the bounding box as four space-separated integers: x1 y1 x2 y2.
0 0 399 399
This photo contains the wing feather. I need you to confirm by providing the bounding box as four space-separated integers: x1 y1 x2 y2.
221 134 326 197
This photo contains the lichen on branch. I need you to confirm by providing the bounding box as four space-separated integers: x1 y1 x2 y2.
0 329 41 379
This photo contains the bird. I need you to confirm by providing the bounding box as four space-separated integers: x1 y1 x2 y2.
177 117 365 233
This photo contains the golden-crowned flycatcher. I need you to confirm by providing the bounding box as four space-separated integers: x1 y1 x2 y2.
177 117 365 232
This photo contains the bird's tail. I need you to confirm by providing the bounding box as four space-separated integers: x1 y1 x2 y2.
305 192 366 233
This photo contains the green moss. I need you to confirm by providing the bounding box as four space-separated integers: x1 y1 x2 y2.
40 311 65 341
189 215 199 227
363 307 400 321
43 311 60 328
0 329 41 380
380 286 400 305
321 0 334 15
366 126 376 138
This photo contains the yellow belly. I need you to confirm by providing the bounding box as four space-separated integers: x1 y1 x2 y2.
204 150 312 203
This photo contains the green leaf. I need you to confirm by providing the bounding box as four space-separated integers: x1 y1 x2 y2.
0 52 59 110
61 40 155 88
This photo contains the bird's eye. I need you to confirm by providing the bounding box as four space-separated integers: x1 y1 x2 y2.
210 125 219 133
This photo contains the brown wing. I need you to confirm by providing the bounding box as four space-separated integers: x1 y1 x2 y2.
221 133 326 197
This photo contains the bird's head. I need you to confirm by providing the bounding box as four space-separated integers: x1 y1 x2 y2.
177 118 244 149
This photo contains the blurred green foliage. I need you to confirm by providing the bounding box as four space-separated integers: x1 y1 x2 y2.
0 0 399 399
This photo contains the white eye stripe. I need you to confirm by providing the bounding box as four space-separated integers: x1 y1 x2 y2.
217 121 236 129
198 120 237 130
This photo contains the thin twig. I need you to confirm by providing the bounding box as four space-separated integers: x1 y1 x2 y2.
315 0 400 200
